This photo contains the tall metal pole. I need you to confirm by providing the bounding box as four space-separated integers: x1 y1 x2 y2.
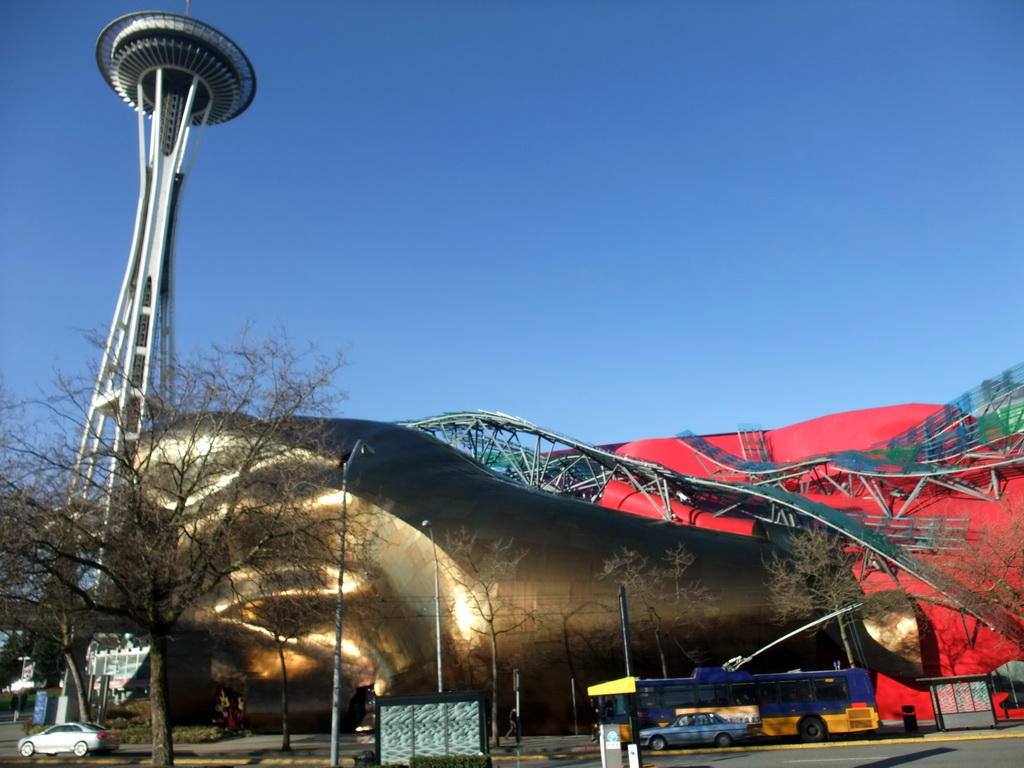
570 677 578 739
618 585 633 677
422 520 444 692
513 667 522 745
330 440 373 768
617 586 642 764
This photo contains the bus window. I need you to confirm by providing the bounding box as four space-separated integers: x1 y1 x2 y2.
694 684 730 707
637 687 660 711
780 680 814 703
696 684 716 707
814 677 850 702
608 694 630 717
663 685 695 708
733 682 756 705
758 681 778 705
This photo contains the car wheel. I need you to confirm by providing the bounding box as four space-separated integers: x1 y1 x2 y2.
19 742 35 757
713 732 734 748
73 741 89 757
799 716 827 743
649 735 668 751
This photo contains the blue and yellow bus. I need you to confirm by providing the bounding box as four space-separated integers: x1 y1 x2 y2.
588 666 879 743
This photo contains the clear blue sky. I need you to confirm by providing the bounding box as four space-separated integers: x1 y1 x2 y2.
2 0 1022 445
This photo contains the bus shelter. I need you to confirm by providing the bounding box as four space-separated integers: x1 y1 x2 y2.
375 690 488 764
918 675 996 731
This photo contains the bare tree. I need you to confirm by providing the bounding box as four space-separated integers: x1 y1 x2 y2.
441 529 533 747
11 584 93 721
5 333 345 766
218 497 383 749
600 543 714 677
1 392 94 721
224 542 334 749
764 526 865 666
940 499 1024 633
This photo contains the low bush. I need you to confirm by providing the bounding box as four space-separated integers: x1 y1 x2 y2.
105 700 151 726
17 696 244 744
113 725 154 744
117 725 246 744
409 756 491 768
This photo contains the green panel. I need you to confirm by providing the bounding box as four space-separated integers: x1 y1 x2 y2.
976 402 1024 443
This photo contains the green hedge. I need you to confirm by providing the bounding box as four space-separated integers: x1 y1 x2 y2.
117 725 246 744
408 756 491 768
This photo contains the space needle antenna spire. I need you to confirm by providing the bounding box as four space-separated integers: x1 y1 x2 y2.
78 11 255 485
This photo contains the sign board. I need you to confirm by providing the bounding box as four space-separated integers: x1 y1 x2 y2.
32 691 48 725
599 724 622 768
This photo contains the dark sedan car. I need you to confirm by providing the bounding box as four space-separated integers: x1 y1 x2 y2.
639 712 752 749
17 722 120 757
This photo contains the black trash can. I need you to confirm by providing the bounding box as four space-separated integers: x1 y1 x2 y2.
901 705 918 733
354 750 378 766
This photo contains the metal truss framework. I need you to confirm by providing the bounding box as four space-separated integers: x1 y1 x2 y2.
677 434 1019 521
402 410 1024 645
673 363 1024 548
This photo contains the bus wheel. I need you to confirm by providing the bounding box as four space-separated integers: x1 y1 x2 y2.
799 717 827 743
714 733 734 748
649 736 668 751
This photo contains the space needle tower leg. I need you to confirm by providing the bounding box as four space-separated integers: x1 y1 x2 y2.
78 12 255 489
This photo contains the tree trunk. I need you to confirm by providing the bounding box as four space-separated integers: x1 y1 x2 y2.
277 642 291 752
838 615 856 667
490 630 500 748
148 632 174 766
62 648 90 724
648 607 669 678
652 628 668 678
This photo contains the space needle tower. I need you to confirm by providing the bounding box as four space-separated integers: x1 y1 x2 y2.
80 11 255 474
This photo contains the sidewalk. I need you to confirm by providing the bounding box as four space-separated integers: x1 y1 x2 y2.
872 716 1024 742
0 716 1021 765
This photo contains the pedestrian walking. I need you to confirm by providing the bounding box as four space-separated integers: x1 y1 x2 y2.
505 708 521 742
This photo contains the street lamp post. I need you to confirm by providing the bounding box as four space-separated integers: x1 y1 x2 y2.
421 520 443 692
330 439 374 768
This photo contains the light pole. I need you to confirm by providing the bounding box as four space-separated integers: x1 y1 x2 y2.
421 520 444 692
330 439 374 768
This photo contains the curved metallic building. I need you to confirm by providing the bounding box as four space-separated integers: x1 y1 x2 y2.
200 419 904 734
198 363 1024 732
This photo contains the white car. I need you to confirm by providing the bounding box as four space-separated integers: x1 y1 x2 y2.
17 722 120 757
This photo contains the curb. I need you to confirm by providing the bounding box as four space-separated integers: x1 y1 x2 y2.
1 725 1022 765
